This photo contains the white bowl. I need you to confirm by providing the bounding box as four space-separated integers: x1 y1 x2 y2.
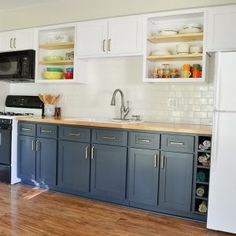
179 28 202 34
159 29 178 35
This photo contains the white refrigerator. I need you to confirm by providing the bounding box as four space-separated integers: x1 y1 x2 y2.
207 52 236 234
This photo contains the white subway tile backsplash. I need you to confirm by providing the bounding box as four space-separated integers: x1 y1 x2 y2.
8 58 214 126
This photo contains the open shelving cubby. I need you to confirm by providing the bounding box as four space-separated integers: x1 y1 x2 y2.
143 9 206 83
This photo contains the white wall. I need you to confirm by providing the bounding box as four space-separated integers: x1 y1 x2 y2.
10 58 214 125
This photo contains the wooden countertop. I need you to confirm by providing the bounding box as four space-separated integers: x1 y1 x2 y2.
16 116 212 135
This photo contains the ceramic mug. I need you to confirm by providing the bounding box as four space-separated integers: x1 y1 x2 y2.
181 70 191 78
182 64 191 71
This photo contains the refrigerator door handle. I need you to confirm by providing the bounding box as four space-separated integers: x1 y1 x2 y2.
211 112 220 171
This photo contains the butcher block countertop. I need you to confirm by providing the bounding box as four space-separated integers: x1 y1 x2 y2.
16 116 212 135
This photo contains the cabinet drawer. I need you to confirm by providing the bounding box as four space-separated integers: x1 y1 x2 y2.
129 132 160 149
59 126 90 142
18 122 36 136
161 134 194 153
37 124 57 138
92 129 127 146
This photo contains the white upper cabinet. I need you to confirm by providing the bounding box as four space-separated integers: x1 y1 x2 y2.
76 15 143 58
206 5 236 51
0 29 34 52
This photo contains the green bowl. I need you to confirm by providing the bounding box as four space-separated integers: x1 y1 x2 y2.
46 67 64 72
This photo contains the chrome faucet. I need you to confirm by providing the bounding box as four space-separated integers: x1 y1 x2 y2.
110 89 129 120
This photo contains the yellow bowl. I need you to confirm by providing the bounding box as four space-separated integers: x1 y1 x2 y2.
42 71 63 80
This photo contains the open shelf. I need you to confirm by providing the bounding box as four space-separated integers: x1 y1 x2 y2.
39 42 74 49
39 60 74 65
144 78 204 83
148 32 204 43
147 53 203 61
197 165 210 170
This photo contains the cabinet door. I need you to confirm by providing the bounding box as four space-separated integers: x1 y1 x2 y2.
77 20 107 57
18 135 36 181
108 16 143 56
128 148 159 206
58 141 90 193
0 29 33 52
36 138 57 187
91 144 127 202
159 151 193 212
206 5 236 51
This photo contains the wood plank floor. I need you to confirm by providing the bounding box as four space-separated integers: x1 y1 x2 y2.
0 183 231 236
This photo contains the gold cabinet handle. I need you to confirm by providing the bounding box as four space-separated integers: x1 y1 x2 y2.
161 155 165 169
41 129 52 134
137 139 151 143
35 140 40 152
169 141 184 146
68 132 81 137
154 153 159 168
102 39 106 52
85 146 89 159
10 38 13 49
22 127 32 132
31 140 35 151
13 38 16 48
102 136 116 140
107 39 111 52
91 146 95 160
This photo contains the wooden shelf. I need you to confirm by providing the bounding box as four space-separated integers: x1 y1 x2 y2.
148 32 203 43
39 42 74 49
147 53 203 61
144 78 204 83
39 60 74 65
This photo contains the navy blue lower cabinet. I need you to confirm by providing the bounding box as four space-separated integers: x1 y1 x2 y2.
36 138 57 187
18 135 36 182
90 144 127 203
58 140 90 193
159 151 194 213
128 148 159 207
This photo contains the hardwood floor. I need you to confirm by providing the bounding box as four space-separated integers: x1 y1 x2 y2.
0 183 231 236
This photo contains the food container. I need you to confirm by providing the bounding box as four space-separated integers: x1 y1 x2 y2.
176 43 189 54
43 56 63 61
190 46 202 54
44 104 56 117
46 67 64 72
42 71 64 80
64 72 73 79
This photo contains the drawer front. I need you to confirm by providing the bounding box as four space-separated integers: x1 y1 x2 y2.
59 126 90 142
18 122 36 136
92 129 127 146
37 124 57 139
161 134 194 153
129 132 160 149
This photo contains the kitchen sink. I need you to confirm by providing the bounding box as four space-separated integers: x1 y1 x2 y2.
63 117 143 124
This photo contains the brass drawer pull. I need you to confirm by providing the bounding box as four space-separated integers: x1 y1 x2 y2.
102 136 116 140
169 141 185 146
41 129 52 134
68 132 81 137
137 139 151 143
22 127 32 132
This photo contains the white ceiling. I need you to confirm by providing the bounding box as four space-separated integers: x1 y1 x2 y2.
0 0 59 10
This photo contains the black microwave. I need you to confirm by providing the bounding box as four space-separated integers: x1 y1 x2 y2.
0 50 35 82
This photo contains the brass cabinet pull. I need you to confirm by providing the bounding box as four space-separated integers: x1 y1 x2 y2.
41 129 52 134
161 155 165 169
85 146 89 159
169 141 184 146
68 132 81 137
102 39 106 52
102 136 116 140
108 39 111 52
154 153 159 168
137 139 151 143
31 140 35 151
35 140 40 152
22 127 32 132
13 38 16 48
10 38 13 48
91 146 95 160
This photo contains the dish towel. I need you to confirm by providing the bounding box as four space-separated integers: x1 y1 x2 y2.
196 185 206 197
